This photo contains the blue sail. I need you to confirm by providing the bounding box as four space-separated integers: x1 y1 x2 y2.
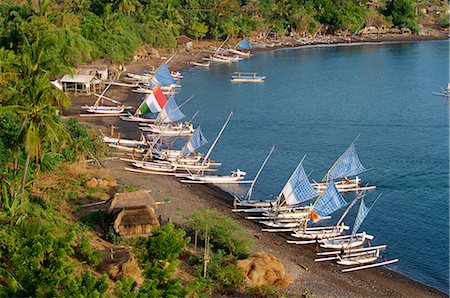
153 64 176 86
325 143 366 181
156 96 185 123
313 182 348 217
237 37 252 50
279 162 318 206
351 198 370 237
181 127 208 157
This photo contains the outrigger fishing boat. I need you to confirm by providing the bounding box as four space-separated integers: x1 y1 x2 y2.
138 95 196 137
256 180 347 224
432 82 450 97
242 157 322 222
203 55 232 63
285 190 362 242
315 245 398 272
312 138 375 194
190 61 210 68
81 85 132 115
120 86 168 123
228 37 253 57
318 194 381 250
179 112 252 184
231 72 266 83
101 129 148 153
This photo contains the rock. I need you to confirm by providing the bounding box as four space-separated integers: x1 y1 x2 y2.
86 178 99 188
237 251 293 289
95 176 116 189
104 175 117 187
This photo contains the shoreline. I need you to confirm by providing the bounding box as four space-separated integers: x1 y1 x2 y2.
68 34 449 296
96 158 448 297
124 33 449 73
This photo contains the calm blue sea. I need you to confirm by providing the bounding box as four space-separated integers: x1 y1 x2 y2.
176 40 449 292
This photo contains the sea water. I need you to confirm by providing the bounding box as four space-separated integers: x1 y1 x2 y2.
177 40 449 292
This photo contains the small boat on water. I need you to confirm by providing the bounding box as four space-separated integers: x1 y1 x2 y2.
190 61 210 68
313 137 375 194
432 82 450 97
231 72 266 83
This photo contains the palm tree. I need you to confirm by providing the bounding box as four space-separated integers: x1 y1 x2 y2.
1 35 70 199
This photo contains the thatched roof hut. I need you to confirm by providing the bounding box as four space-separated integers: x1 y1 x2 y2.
108 190 159 237
108 190 156 214
113 207 159 237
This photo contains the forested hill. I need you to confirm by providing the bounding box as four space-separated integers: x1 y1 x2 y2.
1 0 448 66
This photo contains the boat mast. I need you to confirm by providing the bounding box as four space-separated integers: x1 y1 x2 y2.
94 84 111 106
245 145 275 201
322 134 361 182
201 112 233 168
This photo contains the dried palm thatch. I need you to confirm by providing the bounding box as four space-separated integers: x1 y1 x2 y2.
237 252 293 289
100 247 144 285
113 206 160 237
108 190 156 214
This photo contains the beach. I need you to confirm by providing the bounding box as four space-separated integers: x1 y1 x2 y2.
67 33 449 297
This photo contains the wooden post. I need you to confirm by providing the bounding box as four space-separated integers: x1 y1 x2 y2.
110 124 115 137
194 230 198 253
203 227 209 278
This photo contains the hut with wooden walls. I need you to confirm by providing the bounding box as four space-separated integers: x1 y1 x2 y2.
108 190 160 237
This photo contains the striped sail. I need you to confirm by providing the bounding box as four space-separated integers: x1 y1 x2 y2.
237 37 252 50
325 143 366 181
279 162 318 206
138 86 167 114
181 128 208 157
351 198 369 237
313 182 348 217
153 64 176 86
156 96 185 123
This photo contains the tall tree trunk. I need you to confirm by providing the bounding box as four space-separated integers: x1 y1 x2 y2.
20 154 30 203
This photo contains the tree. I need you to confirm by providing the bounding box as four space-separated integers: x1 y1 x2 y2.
1 35 70 198
385 0 418 31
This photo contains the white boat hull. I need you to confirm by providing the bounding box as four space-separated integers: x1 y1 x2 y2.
320 234 370 250
83 106 125 114
140 124 195 137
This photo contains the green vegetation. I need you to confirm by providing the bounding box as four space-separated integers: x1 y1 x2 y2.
188 209 254 258
384 0 418 32
0 0 444 297
0 0 433 70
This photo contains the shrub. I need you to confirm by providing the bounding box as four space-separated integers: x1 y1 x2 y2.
143 222 190 263
76 235 104 267
187 209 253 258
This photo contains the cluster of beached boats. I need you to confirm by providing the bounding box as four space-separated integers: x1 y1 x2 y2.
232 140 398 272
80 38 398 273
